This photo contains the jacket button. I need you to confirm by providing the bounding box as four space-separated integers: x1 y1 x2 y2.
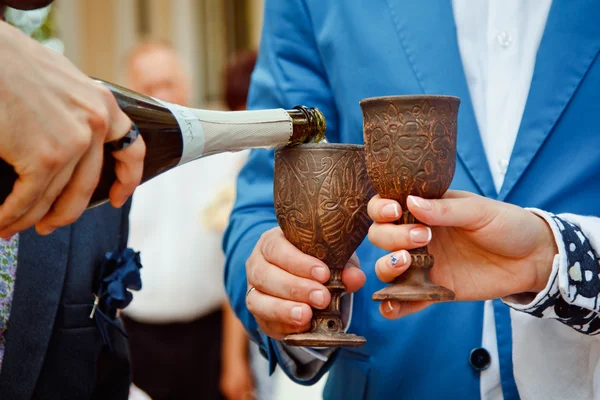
469 348 491 371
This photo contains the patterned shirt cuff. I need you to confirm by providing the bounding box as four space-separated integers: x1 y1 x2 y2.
503 209 600 335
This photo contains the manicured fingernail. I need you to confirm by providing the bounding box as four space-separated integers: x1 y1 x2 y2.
382 203 400 218
409 196 432 210
290 306 303 322
310 290 326 307
390 251 408 268
387 301 394 312
312 266 328 282
410 227 432 244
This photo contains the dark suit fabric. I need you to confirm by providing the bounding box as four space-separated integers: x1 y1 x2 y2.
0 201 132 400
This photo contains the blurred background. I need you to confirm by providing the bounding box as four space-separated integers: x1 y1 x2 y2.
4 1 327 399
49 0 263 109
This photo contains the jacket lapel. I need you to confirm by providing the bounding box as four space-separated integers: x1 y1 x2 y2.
0 227 70 400
386 0 497 198
498 0 600 201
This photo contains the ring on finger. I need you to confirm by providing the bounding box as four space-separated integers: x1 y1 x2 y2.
109 123 140 151
246 286 256 299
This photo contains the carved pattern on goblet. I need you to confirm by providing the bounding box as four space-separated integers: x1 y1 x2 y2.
361 95 460 302
274 144 375 347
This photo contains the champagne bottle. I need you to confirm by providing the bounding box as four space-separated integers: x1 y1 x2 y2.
0 79 326 208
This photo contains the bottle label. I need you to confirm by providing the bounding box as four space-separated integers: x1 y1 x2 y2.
154 99 205 165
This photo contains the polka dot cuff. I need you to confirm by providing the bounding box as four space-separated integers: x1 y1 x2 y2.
504 209 600 335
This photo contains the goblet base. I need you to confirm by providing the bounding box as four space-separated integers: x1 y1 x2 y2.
372 267 455 302
282 332 366 348
372 283 455 302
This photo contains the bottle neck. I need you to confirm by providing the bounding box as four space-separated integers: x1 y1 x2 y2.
186 107 302 159
287 106 327 145
98 78 327 169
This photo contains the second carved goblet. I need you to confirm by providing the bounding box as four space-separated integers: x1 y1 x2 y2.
360 95 459 302
274 144 375 347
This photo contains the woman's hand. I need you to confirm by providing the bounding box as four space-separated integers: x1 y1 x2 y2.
367 191 557 319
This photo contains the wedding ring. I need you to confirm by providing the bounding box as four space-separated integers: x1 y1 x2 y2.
246 286 256 299
109 123 140 151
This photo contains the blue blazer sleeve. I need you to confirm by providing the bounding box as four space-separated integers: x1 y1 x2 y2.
222 0 341 384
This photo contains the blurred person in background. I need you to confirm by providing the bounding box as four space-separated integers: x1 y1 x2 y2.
121 41 254 400
215 49 273 400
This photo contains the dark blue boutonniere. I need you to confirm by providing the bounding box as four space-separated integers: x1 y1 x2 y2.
91 247 143 351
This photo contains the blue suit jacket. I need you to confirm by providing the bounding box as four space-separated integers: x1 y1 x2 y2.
224 1 600 399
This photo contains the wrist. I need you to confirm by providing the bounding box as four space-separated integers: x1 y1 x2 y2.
529 213 559 293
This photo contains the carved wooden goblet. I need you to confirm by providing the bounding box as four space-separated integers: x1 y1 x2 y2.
274 144 375 347
360 95 459 302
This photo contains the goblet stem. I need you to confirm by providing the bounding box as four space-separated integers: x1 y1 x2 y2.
313 265 345 333
372 210 456 302
282 264 366 347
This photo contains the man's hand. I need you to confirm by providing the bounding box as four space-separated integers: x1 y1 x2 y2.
0 22 145 238
367 191 558 319
245 227 366 340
